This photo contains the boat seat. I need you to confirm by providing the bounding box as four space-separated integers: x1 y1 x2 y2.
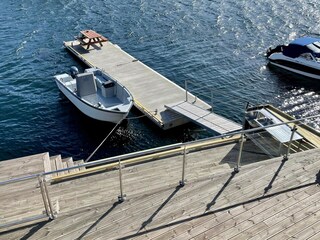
76 72 97 98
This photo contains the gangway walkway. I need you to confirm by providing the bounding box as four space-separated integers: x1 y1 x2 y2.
165 101 242 134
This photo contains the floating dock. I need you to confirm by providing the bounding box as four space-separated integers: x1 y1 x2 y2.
64 39 214 130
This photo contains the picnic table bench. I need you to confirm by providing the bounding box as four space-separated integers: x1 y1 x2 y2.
76 30 108 49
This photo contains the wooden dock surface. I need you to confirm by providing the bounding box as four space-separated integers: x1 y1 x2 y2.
1 142 320 239
0 152 48 182
64 40 211 129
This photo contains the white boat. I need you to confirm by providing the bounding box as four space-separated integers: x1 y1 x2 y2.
266 37 320 79
54 67 133 123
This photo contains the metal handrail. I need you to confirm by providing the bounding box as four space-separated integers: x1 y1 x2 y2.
57 113 319 174
0 113 319 228
1 114 319 186
0 172 41 186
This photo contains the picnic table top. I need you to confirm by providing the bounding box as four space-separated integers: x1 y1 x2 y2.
80 30 103 39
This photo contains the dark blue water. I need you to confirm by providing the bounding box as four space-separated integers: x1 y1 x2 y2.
1 0 320 161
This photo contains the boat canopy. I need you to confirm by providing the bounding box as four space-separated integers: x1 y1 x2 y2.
283 37 320 58
290 37 320 46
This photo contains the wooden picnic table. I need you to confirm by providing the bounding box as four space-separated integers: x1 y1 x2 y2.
77 30 108 49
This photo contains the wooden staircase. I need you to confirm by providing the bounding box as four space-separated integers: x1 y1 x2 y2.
43 155 86 181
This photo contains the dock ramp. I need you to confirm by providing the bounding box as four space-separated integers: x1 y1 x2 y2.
166 101 242 134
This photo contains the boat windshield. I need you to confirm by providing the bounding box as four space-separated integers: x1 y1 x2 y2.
306 43 320 58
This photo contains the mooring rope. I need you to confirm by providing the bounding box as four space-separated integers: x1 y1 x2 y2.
84 109 158 162
84 119 123 163
125 114 147 120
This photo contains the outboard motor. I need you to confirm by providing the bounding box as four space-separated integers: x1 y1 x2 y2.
70 66 79 78
266 45 284 58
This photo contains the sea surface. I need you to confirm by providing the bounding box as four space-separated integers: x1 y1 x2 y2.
1 0 320 161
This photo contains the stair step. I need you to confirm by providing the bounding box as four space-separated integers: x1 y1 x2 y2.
49 155 60 178
53 155 65 176
43 153 52 181
63 157 78 174
73 160 86 171
61 160 68 175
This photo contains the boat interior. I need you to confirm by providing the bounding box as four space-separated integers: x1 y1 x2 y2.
58 69 132 112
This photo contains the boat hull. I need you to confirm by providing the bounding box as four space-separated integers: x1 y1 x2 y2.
269 59 320 80
267 36 320 80
55 79 129 123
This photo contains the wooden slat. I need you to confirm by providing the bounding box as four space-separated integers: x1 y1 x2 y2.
80 30 103 39
73 160 86 171
64 157 78 174
49 156 58 178
61 159 68 175
308 231 320 240
291 219 320 239
43 153 52 181
54 155 64 176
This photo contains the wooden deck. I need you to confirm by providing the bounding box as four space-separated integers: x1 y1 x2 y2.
166 101 242 134
1 140 320 239
0 152 48 182
64 40 212 129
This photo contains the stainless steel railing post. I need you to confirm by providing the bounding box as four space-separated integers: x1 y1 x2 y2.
179 146 187 187
118 159 125 202
185 80 188 102
38 175 55 219
42 175 55 220
235 102 250 173
283 125 297 161
38 175 50 218
235 133 245 173
211 90 213 113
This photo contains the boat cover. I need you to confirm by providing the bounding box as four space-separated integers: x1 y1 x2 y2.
283 37 320 58
290 37 320 46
